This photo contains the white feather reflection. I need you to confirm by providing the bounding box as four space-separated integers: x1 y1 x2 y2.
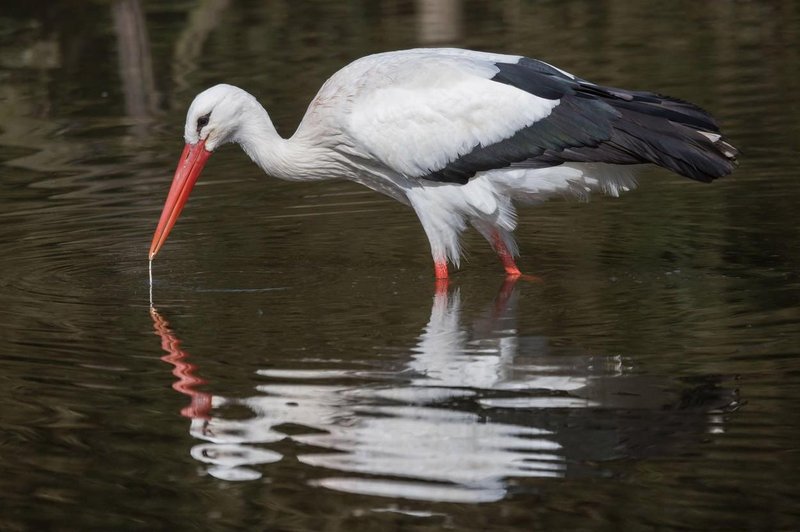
152 279 737 500
409 285 596 392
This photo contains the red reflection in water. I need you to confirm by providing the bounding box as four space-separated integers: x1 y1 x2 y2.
150 307 212 419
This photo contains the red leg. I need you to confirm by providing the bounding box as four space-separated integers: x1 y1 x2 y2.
434 260 449 294
491 231 522 276
491 230 542 281
434 260 449 279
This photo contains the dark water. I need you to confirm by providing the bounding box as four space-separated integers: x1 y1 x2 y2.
2 1 799 529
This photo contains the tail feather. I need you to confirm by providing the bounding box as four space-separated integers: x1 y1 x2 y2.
578 83 739 182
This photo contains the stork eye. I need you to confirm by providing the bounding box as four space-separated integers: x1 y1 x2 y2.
196 113 210 132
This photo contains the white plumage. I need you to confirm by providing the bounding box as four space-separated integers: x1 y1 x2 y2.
341 52 560 177
150 48 737 280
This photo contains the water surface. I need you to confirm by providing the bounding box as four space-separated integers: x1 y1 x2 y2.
1 1 799 530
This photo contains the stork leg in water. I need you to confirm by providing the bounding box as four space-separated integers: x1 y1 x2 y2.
486 229 521 277
148 48 737 281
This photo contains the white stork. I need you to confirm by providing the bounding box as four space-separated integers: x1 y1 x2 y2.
149 48 737 280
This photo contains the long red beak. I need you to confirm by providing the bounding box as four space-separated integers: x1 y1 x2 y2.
149 140 212 260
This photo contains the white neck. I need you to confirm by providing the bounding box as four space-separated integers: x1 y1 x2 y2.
234 100 336 182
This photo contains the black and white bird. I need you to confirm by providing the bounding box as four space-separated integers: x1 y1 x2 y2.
149 48 737 280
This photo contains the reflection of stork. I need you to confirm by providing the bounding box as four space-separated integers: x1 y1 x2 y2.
410 278 589 392
149 49 736 279
151 307 282 481
150 279 738 500
150 307 211 420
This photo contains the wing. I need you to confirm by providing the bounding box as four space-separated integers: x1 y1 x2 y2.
340 49 737 185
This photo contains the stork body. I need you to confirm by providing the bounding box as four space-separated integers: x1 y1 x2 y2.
149 48 737 279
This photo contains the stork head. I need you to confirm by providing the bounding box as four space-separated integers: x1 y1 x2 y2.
183 84 254 150
149 84 256 260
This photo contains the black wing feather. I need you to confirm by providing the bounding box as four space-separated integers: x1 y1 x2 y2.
422 57 738 185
